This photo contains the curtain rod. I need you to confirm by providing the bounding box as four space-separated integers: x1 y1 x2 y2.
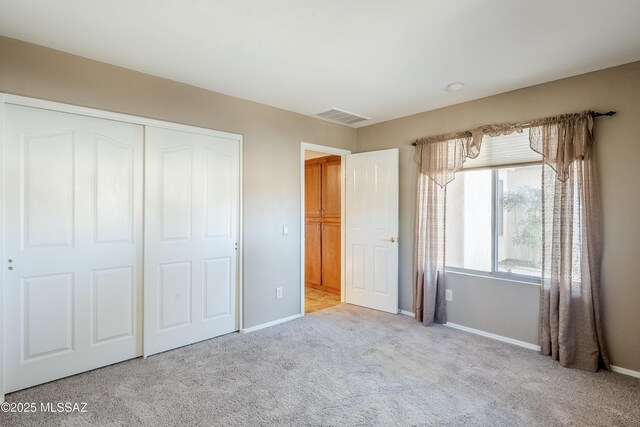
410 111 616 146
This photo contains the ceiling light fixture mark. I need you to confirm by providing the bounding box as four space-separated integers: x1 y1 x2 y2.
445 82 465 92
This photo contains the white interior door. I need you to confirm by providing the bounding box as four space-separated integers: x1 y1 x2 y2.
3 105 143 393
345 149 399 314
144 126 239 357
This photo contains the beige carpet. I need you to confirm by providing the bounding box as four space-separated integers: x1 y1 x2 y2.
1 304 639 426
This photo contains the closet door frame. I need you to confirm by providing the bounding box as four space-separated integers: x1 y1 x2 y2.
0 94 6 403
0 94 244 401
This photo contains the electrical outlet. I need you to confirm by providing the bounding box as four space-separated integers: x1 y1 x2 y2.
445 290 453 301
282 224 289 236
276 287 283 299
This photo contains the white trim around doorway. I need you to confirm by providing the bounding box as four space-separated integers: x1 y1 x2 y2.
300 143 351 316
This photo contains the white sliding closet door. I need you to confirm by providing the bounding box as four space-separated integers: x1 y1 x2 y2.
3 105 144 393
144 126 239 357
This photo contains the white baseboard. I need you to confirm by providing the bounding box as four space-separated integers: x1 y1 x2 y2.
241 311 640 380
240 313 303 334
611 365 640 379
445 322 541 351
443 323 640 379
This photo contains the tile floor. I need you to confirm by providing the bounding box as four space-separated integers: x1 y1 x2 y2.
305 287 341 313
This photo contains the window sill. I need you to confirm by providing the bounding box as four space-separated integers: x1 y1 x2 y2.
444 268 541 287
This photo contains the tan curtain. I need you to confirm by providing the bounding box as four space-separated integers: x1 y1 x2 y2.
530 111 610 371
414 172 447 325
413 134 478 325
413 123 521 325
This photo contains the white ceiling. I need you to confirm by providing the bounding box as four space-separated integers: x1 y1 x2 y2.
1 0 640 127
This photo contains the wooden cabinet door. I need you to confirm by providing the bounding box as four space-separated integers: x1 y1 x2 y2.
321 222 341 294
305 161 322 218
305 221 322 287
321 158 341 220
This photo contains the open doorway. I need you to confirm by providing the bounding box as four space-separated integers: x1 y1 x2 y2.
305 151 341 313
300 143 350 315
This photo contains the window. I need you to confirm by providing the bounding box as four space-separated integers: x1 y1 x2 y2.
446 169 493 272
445 130 542 281
496 166 542 277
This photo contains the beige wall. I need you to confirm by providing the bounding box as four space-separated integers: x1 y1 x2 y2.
0 36 357 328
2 35 638 372
356 61 640 372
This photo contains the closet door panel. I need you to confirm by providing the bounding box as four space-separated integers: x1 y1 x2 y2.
159 147 193 241
144 126 239 357
205 149 233 239
23 131 74 248
94 136 136 244
3 104 143 393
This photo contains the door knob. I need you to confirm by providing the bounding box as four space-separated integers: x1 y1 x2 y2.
388 237 398 243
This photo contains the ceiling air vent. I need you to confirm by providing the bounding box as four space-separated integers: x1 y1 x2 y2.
316 108 370 125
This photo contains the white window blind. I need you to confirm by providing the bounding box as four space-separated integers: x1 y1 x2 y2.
463 129 542 169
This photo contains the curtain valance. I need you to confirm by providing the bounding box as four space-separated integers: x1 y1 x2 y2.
529 111 593 181
413 123 522 187
413 111 604 185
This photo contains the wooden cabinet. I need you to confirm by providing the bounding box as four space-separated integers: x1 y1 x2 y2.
305 222 322 287
305 162 322 218
305 155 341 295
321 158 341 219
321 222 341 293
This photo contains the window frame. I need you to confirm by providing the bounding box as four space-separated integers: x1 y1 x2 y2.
445 166 542 284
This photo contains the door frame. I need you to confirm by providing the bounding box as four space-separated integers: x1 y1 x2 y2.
0 94 6 403
0 94 244 400
300 142 351 315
